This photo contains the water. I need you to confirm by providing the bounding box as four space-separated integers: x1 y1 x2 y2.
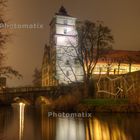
0 104 140 140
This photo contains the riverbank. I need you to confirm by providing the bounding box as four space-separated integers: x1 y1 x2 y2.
76 99 140 113
75 99 140 113
49 97 140 113
76 104 140 113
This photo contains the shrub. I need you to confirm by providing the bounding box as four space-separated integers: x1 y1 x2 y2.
52 88 82 111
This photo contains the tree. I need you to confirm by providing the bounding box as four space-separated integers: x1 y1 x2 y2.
58 20 114 97
76 21 113 96
123 51 140 73
115 57 126 75
126 56 134 73
0 0 22 84
32 68 41 86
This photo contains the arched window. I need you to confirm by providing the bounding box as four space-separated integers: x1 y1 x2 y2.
65 60 70 65
64 28 67 34
64 20 67 25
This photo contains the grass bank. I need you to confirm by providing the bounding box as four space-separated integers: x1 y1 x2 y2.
81 99 129 106
76 98 140 113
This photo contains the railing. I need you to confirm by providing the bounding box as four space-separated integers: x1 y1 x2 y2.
0 86 57 94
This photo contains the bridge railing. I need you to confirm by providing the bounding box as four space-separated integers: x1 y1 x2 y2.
0 86 57 94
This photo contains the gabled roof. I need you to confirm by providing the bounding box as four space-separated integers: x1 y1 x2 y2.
101 50 140 64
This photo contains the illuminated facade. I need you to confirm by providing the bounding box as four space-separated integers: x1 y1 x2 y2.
42 6 140 86
42 44 57 86
93 50 140 75
42 6 83 86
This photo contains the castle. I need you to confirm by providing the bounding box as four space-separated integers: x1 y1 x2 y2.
42 6 140 87
42 6 83 86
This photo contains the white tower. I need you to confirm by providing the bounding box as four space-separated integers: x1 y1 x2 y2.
50 6 83 84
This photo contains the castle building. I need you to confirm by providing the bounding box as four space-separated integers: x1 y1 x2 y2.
42 44 57 86
42 6 140 87
93 50 140 75
42 6 83 86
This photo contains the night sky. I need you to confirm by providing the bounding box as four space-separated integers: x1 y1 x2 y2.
6 0 140 86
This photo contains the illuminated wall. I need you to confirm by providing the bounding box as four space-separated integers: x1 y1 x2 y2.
93 62 140 75
50 15 83 84
42 7 140 86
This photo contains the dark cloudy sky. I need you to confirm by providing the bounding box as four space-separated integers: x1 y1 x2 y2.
5 0 140 86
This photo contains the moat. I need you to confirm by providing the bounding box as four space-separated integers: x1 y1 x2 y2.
0 104 140 140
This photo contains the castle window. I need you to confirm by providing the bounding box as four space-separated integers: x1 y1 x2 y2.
64 28 67 34
64 20 67 25
66 60 70 65
57 56 62 61
66 71 69 76
74 58 79 64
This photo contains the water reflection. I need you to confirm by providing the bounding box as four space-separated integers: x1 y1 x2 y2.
86 117 131 140
19 103 25 140
38 105 56 140
0 105 139 140
56 118 85 140
7 103 25 140
38 106 85 140
9 103 34 140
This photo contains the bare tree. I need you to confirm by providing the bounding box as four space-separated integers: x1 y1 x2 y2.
117 58 123 74
74 21 113 96
32 68 41 86
57 20 114 97
76 21 113 81
0 66 22 78
0 0 22 84
126 56 134 73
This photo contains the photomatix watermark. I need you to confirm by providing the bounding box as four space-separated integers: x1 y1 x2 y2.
48 112 92 118
0 23 44 29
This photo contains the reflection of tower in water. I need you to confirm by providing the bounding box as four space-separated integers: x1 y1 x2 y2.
40 105 56 140
56 118 85 140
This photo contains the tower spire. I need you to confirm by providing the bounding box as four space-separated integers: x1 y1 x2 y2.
56 6 69 16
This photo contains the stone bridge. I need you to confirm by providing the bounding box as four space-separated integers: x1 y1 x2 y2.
0 86 64 105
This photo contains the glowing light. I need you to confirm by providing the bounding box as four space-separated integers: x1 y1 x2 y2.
86 118 131 140
19 102 25 140
57 36 67 46
56 118 85 140
92 63 140 75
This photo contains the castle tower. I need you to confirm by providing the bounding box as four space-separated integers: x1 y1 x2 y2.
42 6 83 86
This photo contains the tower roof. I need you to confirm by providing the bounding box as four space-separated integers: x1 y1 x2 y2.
56 6 70 16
